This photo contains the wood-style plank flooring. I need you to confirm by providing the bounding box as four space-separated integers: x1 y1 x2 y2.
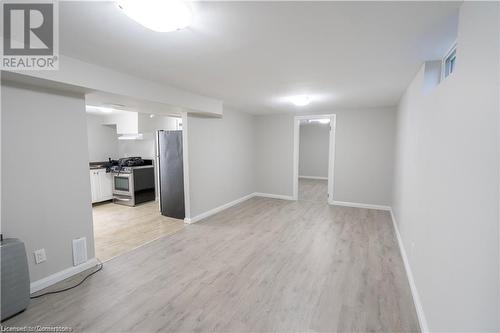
299 178 328 203
93 201 185 262
6 192 420 332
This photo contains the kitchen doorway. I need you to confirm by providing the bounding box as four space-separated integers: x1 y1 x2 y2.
86 105 186 261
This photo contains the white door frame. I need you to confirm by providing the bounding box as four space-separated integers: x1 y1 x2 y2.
181 111 191 222
293 114 336 204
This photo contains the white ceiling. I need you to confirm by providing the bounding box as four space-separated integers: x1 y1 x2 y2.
59 1 459 114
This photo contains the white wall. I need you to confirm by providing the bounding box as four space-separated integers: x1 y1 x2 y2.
103 111 138 135
187 109 256 217
299 122 330 178
137 113 179 134
255 114 295 197
88 112 180 160
185 106 395 216
118 136 156 159
117 114 180 159
1 82 95 282
392 2 499 331
255 108 396 205
86 114 119 162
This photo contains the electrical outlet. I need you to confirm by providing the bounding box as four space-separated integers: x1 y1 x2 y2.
34 249 47 264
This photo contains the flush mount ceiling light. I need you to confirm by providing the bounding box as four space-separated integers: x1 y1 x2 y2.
309 119 330 124
116 0 192 32
86 105 114 113
288 95 311 107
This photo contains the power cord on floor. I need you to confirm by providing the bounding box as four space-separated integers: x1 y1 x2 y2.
30 259 104 299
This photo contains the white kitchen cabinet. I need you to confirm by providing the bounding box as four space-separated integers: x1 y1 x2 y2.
99 170 113 200
90 168 113 203
90 170 99 203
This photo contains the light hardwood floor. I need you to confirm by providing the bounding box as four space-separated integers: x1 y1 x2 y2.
6 196 419 332
93 201 184 261
299 178 328 203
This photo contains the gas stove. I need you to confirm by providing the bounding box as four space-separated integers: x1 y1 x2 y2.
111 163 155 207
110 165 153 174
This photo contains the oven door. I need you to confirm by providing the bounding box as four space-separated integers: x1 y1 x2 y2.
112 173 134 196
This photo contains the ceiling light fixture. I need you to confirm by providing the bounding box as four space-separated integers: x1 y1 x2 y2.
289 95 311 107
86 105 114 113
116 0 193 32
308 119 330 124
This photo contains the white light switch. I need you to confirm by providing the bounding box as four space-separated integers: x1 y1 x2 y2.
34 249 47 264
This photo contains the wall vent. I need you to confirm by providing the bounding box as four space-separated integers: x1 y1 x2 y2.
72 237 88 266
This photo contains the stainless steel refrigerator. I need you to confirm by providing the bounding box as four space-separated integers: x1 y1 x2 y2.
156 130 185 219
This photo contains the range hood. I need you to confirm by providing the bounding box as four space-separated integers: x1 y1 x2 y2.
118 133 144 140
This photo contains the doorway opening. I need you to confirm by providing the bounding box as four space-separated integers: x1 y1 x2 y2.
85 98 186 262
293 114 336 204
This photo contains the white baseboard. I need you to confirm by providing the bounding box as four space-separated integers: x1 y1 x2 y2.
331 200 391 211
30 258 99 294
390 209 429 333
299 175 328 180
184 192 296 224
254 192 295 201
185 193 256 224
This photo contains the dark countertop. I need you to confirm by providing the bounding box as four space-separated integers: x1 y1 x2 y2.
89 159 154 170
89 162 108 170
